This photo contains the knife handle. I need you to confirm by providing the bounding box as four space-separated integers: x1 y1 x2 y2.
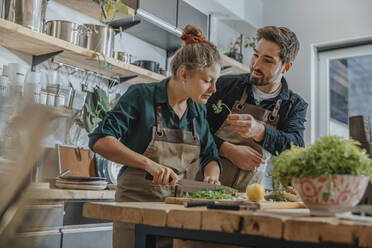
184 201 215 208
207 203 240 211
145 172 174 183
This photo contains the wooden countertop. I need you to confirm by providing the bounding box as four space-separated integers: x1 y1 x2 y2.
83 202 372 247
26 187 115 200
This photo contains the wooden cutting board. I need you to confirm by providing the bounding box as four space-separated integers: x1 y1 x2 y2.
165 197 305 209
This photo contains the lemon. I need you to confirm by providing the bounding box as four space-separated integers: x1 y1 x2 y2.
246 183 265 202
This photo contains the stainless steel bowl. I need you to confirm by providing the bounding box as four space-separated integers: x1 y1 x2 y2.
45 20 81 45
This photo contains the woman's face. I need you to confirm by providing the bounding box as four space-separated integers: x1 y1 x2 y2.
184 63 221 104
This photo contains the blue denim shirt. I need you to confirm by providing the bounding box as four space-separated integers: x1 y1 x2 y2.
206 73 308 155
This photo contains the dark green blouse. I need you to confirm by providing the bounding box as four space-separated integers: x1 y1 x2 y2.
88 78 221 173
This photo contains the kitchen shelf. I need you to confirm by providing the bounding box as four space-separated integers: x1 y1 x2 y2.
53 0 136 22
221 54 250 74
0 18 165 83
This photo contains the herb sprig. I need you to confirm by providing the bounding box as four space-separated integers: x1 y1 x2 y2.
212 100 232 114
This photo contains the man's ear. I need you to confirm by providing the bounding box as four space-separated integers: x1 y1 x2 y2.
281 62 293 74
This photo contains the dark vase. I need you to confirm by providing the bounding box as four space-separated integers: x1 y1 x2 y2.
224 52 243 63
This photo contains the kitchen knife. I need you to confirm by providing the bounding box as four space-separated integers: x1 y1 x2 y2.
184 201 216 208
207 203 257 211
145 172 235 194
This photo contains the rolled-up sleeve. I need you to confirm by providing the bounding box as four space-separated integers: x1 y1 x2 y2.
261 98 308 154
198 108 222 175
88 86 138 150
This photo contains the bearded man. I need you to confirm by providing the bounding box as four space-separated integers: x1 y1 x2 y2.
206 26 308 191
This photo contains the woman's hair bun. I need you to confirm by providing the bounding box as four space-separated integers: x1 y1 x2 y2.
181 24 206 44
183 24 203 37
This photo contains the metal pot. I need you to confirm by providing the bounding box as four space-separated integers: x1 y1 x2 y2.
112 51 131 64
2 0 48 32
79 24 115 57
45 20 81 45
131 60 160 73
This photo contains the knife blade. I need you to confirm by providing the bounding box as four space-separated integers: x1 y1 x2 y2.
144 172 235 194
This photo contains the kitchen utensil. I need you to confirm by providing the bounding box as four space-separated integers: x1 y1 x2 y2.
39 90 47 104
57 85 72 108
166 197 305 209
206 202 257 211
55 95 65 107
3 0 48 32
145 172 234 194
184 201 216 208
349 115 372 143
292 175 369 216
7 63 28 84
24 70 41 101
131 60 160 73
58 176 106 182
105 161 123 185
47 92 55 106
79 24 115 57
55 181 107 190
45 20 81 45
59 169 70 177
0 75 9 97
57 145 97 177
112 51 131 63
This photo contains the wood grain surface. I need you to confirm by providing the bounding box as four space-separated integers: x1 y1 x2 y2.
83 202 372 247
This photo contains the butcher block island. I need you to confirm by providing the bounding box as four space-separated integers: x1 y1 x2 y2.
83 201 372 247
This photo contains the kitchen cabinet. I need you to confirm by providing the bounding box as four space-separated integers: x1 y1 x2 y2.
14 197 114 248
140 0 178 28
178 0 208 38
61 224 112 248
13 230 62 248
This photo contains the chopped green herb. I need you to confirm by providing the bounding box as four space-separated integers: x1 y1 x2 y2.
190 186 237 200
264 192 287 202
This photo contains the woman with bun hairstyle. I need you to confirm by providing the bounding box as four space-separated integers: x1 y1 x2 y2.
88 25 222 247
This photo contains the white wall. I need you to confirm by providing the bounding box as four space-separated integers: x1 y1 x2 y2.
261 0 372 144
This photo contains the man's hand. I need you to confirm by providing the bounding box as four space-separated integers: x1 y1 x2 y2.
203 161 221 185
220 142 262 171
227 114 265 142
144 162 178 186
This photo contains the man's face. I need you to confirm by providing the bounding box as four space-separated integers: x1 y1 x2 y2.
249 38 285 86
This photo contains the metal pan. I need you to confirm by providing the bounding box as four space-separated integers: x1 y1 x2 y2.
45 20 81 45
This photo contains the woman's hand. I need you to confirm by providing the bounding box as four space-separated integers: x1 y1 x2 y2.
203 161 221 185
144 161 178 186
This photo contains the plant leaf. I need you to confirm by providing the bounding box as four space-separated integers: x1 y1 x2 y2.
114 2 130 15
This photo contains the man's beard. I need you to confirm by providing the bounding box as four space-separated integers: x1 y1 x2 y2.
249 74 270 86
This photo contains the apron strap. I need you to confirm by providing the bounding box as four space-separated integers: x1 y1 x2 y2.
238 86 249 107
271 99 282 117
191 119 198 140
155 105 164 136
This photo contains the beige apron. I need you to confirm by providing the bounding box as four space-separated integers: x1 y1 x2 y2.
216 86 281 192
113 105 201 248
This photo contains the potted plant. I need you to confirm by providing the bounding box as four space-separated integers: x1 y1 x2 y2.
272 136 372 216
224 34 256 63
93 0 132 21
